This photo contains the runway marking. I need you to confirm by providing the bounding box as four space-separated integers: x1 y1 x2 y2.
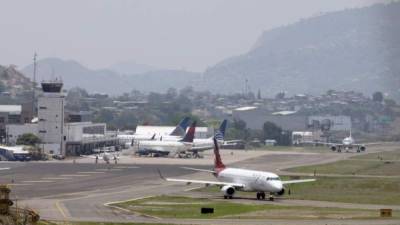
95 169 122 171
60 174 91 177
113 166 139 169
55 200 68 219
184 186 202 192
42 177 73 180
23 180 55 183
104 195 161 219
77 171 106 174
7 183 32 186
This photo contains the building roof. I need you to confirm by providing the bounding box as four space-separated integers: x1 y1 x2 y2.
0 105 21 114
271 110 297 116
234 106 258 111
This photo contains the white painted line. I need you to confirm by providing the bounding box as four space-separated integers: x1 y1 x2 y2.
7 183 32 186
77 171 106 174
23 180 55 183
60 174 90 177
104 195 155 206
184 186 202 192
42 177 73 180
96 169 122 171
113 166 139 169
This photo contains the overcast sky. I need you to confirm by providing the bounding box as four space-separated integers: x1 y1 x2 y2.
0 0 388 72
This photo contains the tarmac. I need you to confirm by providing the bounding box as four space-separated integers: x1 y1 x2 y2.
0 144 399 225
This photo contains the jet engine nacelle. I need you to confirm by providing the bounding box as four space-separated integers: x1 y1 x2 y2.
359 146 366 151
276 188 285 196
221 185 235 197
330 145 337 151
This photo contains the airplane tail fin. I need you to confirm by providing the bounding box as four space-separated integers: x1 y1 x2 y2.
170 117 190 136
213 137 225 172
180 121 196 143
214 119 227 141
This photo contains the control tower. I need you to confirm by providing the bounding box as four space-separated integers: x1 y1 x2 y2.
37 79 65 156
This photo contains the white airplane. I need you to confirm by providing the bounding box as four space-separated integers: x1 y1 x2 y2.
0 167 10 170
161 138 315 200
160 119 228 158
136 121 196 157
81 152 120 164
119 117 191 147
308 130 375 153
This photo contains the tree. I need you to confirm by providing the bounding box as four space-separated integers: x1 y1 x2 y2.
372 91 384 103
16 133 41 146
262 121 282 141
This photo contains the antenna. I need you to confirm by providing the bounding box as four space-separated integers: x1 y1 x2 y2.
32 52 37 117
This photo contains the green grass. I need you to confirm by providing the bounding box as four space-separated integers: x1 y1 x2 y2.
287 159 400 176
197 175 400 205
115 195 282 219
256 146 329 153
39 221 172 225
112 195 385 219
286 149 400 176
352 149 400 161
285 177 400 205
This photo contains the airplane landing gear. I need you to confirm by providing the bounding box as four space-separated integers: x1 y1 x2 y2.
224 195 233 199
256 192 266 200
269 195 274 201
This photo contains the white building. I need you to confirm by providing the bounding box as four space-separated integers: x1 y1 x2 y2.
307 115 351 131
5 123 38 145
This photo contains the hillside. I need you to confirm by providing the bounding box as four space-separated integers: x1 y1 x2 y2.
0 65 32 95
22 58 199 94
202 2 400 100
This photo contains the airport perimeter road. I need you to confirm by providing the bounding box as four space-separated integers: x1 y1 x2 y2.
1 144 398 224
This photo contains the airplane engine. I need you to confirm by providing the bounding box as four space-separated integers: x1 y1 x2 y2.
359 146 366 151
221 185 235 198
276 188 285 196
330 146 337 151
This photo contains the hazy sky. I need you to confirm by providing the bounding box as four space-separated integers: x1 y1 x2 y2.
0 0 388 72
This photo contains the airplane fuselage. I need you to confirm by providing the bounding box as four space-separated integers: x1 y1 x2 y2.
217 168 283 193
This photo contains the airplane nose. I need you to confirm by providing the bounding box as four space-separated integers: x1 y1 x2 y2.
272 181 283 192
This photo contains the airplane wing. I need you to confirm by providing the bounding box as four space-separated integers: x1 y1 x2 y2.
282 179 316 185
0 167 10 170
180 167 215 174
157 169 244 188
165 178 245 188
80 155 98 159
301 141 337 146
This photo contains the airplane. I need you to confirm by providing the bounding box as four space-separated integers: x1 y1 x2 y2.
118 117 191 147
306 130 374 153
188 119 227 157
0 168 10 170
160 138 315 200
136 121 196 157
81 152 120 164
157 119 228 158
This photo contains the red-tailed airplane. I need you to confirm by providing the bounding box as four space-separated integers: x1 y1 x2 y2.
161 138 315 200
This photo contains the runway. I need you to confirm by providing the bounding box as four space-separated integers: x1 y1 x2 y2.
0 145 398 224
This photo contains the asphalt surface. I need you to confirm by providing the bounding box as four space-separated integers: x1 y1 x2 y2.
0 144 398 224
